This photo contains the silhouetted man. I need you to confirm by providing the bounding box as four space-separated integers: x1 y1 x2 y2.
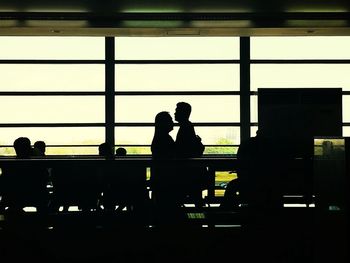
174 102 204 158
174 102 205 207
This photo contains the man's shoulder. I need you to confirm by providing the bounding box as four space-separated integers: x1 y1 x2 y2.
180 121 194 130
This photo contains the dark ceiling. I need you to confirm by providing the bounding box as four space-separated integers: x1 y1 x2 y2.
1 0 350 36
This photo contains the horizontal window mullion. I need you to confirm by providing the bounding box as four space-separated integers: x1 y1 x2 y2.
115 122 240 127
0 60 105 64
115 60 240 64
115 91 240 95
0 92 104 96
46 144 100 147
0 123 105 127
0 144 240 148
0 144 100 148
250 122 350 127
252 91 350 95
187 122 240 127
251 59 350 64
114 144 238 147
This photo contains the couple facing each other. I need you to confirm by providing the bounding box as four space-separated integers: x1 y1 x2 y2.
150 102 205 207
151 101 204 159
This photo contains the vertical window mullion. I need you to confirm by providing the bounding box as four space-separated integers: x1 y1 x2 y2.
105 37 115 149
240 37 251 142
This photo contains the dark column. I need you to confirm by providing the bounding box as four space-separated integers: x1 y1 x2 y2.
105 37 115 149
240 37 251 143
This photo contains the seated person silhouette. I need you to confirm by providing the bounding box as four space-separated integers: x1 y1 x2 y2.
99 142 118 211
33 140 52 197
50 147 101 213
151 111 184 223
115 147 127 157
33 140 46 156
223 130 283 218
174 102 206 207
52 167 100 212
1 137 49 214
101 144 148 214
98 142 114 159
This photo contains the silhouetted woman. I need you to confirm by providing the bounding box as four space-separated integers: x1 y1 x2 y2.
151 111 183 223
151 111 176 195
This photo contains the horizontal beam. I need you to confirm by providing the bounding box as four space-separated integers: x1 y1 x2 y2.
1 12 350 21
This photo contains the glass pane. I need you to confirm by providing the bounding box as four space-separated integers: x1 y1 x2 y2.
205 146 238 155
115 95 239 122
251 36 350 59
115 127 154 146
251 95 258 123
343 127 350 136
115 146 151 155
251 64 350 91
251 126 259 137
115 64 239 91
0 96 104 123
115 37 239 60
0 127 104 146
0 37 104 59
115 127 240 147
343 96 350 122
196 127 240 145
46 146 99 155
0 146 99 156
0 65 104 91
0 147 15 156
314 138 345 158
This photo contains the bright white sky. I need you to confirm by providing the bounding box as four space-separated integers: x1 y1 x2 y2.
0 36 349 149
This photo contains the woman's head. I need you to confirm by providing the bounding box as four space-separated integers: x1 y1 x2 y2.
155 111 174 133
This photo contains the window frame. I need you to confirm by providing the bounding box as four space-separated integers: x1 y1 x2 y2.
1 36 349 155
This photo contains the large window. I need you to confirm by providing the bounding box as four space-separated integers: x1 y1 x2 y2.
251 36 350 59
0 37 105 155
0 36 349 155
114 37 241 154
250 36 350 137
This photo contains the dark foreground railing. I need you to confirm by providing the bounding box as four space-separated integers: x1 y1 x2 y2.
0 157 320 225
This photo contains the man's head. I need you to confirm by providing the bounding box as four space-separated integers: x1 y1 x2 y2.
175 102 191 123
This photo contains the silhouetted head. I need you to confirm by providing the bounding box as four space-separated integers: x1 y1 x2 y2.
98 142 113 157
34 140 46 156
175 102 191 123
14 137 32 158
115 147 127 157
155 111 174 133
